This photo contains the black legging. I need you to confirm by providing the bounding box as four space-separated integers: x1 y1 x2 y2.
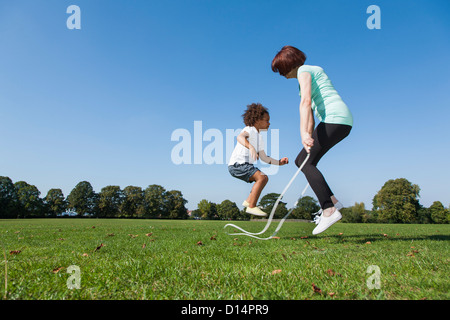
295 122 351 210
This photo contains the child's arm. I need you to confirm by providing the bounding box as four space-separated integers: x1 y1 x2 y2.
237 131 258 160
259 150 289 166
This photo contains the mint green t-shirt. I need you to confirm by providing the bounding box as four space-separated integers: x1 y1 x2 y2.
298 65 353 127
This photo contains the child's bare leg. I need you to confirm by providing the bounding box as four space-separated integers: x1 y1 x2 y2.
245 184 258 204
247 171 268 208
245 188 252 204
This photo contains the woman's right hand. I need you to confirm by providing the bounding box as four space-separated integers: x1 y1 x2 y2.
302 136 314 153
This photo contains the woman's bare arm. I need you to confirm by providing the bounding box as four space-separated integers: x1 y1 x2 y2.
298 71 315 152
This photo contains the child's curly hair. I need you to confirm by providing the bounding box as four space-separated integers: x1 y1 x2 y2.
242 103 269 127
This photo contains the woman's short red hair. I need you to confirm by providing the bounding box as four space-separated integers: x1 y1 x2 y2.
271 46 307 76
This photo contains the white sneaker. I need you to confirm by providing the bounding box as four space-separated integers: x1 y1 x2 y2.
312 209 342 235
246 206 268 217
311 202 344 225
311 209 322 224
243 201 264 210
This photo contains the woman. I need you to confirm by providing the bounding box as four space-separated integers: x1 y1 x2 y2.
272 45 353 235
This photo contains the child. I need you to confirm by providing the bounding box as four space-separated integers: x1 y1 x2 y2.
228 103 289 216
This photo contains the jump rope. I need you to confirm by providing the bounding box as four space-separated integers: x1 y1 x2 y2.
224 152 311 240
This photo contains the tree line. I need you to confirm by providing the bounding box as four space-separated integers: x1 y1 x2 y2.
0 177 188 219
0 176 448 223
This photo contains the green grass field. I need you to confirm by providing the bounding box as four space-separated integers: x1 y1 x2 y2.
1 219 448 300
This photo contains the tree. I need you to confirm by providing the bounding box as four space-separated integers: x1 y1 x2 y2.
14 181 44 218
121 186 145 218
341 202 366 223
0 176 19 218
98 186 124 218
165 190 188 219
429 201 449 224
144 185 167 218
217 200 240 220
372 178 420 223
416 206 432 224
197 199 217 219
67 181 97 217
189 209 201 219
259 193 288 219
44 189 67 217
290 196 320 220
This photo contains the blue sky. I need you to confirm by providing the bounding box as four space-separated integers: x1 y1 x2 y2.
1 0 449 211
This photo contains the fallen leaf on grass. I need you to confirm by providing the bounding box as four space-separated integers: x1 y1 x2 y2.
407 250 419 257
304 240 326 251
82 253 89 257
52 267 63 273
210 235 217 240
328 292 336 298
145 233 153 237
365 241 371 244
107 233 115 237
327 269 342 277
128 234 139 238
271 269 282 275
312 283 322 294
94 243 104 252
142 244 146 249
197 241 203 246
272 236 280 240
9 250 21 255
